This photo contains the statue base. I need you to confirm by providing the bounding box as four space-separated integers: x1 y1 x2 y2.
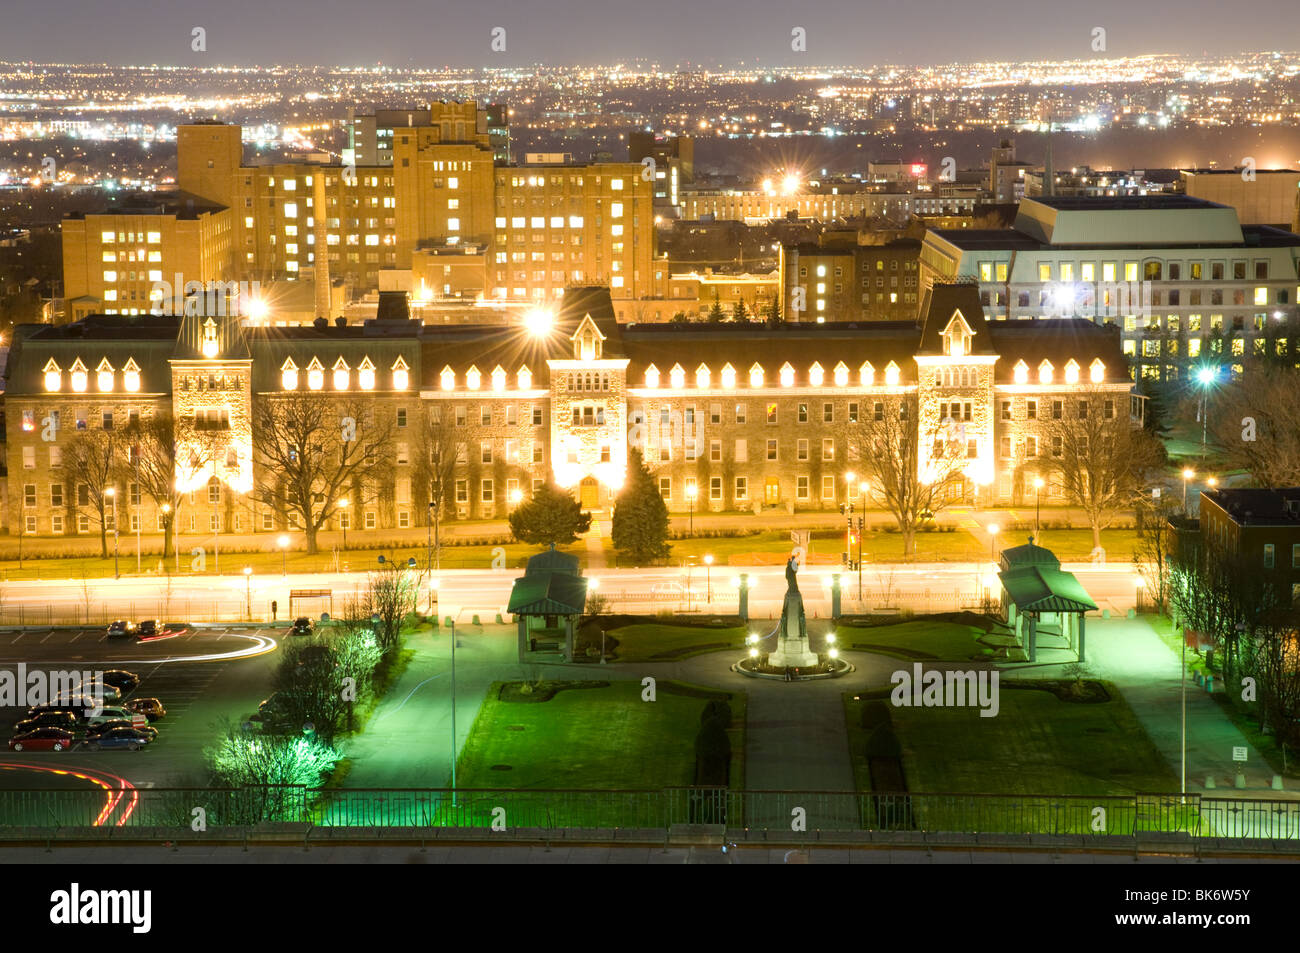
767 590 820 668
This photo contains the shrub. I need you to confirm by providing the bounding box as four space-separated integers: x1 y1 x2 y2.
859 699 890 730
865 723 902 760
701 698 733 727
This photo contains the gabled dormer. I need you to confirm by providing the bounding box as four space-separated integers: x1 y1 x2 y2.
942 310 975 357
570 314 606 361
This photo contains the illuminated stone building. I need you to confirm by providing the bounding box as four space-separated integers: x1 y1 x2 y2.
2 285 1139 539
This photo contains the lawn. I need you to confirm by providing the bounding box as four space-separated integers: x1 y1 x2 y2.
890 682 1178 797
602 623 747 662
455 678 744 793
836 620 992 661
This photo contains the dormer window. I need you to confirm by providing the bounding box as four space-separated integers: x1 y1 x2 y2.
201 318 219 359
943 311 973 357
570 314 605 361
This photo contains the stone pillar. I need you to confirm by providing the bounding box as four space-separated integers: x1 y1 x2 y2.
831 573 842 621
1077 613 1086 664
517 616 528 662
1028 615 1037 663
738 573 749 623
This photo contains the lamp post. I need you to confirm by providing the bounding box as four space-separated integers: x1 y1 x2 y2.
243 566 253 621
704 554 713 603
278 534 289 576
161 501 175 573
1033 476 1045 539
987 523 1000 604
1196 366 1217 457
685 483 697 537
1181 467 1195 513
427 500 437 573
339 498 350 551
450 619 458 808
134 460 142 575
105 487 119 579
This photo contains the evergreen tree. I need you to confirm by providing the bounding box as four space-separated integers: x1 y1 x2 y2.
508 482 591 547
706 290 726 323
732 299 750 323
611 448 671 565
765 295 784 327
670 311 690 324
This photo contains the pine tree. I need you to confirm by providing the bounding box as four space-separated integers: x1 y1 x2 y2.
732 299 750 323
707 290 726 323
612 448 671 565
508 482 591 547
765 295 783 327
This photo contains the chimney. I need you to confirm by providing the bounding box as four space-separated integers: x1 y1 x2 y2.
313 173 331 321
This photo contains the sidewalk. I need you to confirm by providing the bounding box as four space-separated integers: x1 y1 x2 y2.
1037 617 1290 797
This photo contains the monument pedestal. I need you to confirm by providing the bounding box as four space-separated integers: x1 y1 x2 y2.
767 591 820 668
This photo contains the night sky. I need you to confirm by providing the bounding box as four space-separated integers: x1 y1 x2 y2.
0 0 1293 67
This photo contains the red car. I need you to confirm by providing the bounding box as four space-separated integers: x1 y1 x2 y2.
8 727 75 752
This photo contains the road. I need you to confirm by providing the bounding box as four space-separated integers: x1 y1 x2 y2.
0 561 1146 625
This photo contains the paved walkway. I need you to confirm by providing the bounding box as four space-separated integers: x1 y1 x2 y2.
1006 617 1288 797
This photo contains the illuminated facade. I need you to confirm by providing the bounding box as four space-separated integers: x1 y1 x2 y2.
921 196 1300 381
1 285 1137 539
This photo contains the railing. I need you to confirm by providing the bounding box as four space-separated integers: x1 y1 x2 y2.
2 786 1299 841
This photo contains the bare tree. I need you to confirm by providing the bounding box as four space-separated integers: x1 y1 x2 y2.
1132 495 1176 615
1208 361 1300 487
1043 386 1166 551
250 392 395 554
843 394 966 557
121 411 211 560
58 428 120 557
1247 607 1300 761
412 404 459 571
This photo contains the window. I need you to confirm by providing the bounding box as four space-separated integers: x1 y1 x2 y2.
1001 400 1011 421
1026 400 1037 420
481 479 494 503
823 403 833 423
455 480 468 503
735 477 748 501
848 402 858 423
481 440 493 464
767 439 778 461
1051 435 1063 457
968 439 979 459
1292 543 1300 569
822 438 834 461
532 406 543 426
766 404 778 424
481 406 492 426
1264 543 1275 569
822 475 835 500
1051 400 1063 420
23 484 36 508
396 408 407 428
710 439 722 462
1025 436 1038 457
735 404 747 424
659 477 671 500
797 439 808 461
798 403 808 423
796 476 809 500
710 477 722 501
22 446 34 469
50 483 63 507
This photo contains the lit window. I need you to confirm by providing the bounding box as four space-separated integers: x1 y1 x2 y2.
885 362 900 387
670 364 686 389
358 361 376 391
307 360 324 390
1038 360 1054 384
809 362 824 387
611 203 624 219
780 363 795 387
834 362 848 386
1064 360 1079 384
1013 360 1029 385
644 364 660 388
466 365 481 390
721 363 736 389
1090 359 1105 383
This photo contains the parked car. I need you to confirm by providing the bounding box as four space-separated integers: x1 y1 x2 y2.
83 706 145 726
105 620 137 639
24 703 82 720
13 712 78 735
136 620 159 638
42 695 113 718
290 616 314 636
123 697 165 721
8 728 75 752
651 581 701 597
58 683 121 705
98 670 140 694
86 720 157 740
83 727 154 751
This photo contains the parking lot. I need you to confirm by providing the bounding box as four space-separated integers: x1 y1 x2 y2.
1 623 288 785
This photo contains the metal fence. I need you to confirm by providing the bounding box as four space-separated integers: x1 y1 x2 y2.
3 786 1299 840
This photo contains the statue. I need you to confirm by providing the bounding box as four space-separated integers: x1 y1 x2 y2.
785 553 800 594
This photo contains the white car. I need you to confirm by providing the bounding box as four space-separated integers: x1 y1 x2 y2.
651 581 702 597
83 706 143 726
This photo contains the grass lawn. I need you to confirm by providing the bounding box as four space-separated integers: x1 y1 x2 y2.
444 678 745 827
836 620 993 661
889 681 1177 798
604 623 747 662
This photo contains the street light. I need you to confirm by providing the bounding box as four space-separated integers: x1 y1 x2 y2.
105 487 119 579
704 553 713 603
685 483 697 537
1033 476 1045 539
1181 467 1195 513
339 498 350 550
243 566 253 620
161 502 177 573
509 487 523 506
278 534 290 576
988 523 1000 565
1194 365 1219 457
